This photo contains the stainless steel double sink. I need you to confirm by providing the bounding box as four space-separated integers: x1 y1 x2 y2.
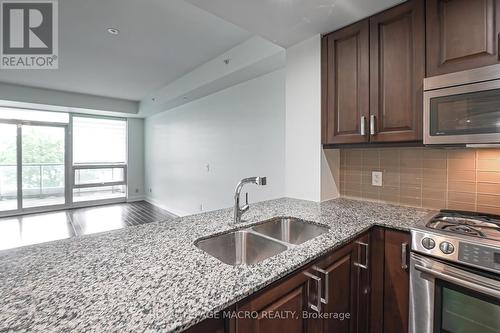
195 217 329 265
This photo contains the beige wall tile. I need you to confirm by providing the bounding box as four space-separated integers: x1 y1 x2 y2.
447 201 475 211
422 188 446 201
340 147 500 213
447 149 476 161
380 186 400 204
477 171 500 183
447 191 476 203
447 158 475 171
477 182 500 195
448 181 475 192
400 196 422 207
477 194 500 207
476 149 500 160
422 198 446 210
423 159 447 170
447 169 475 182
477 205 500 215
477 159 500 171
423 149 446 160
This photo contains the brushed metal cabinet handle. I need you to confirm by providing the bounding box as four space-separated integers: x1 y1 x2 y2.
354 241 369 270
304 272 322 313
498 33 500 61
401 242 408 270
360 116 366 136
312 266 329 305
370 115 376 135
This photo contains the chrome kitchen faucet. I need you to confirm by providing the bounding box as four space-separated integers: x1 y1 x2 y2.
233 177 267 224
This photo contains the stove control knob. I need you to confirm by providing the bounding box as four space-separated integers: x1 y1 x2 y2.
439 241 455 254
421 237 436 250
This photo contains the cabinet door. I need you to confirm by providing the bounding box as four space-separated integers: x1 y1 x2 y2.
314 233 370 333
369 0 425 143
236 269 311 333
383 230 411 333
322 20 370 144
184 317 225 333
354 233 370 333
427 0 500 76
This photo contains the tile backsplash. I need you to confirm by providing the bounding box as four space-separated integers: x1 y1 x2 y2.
339 148 500 215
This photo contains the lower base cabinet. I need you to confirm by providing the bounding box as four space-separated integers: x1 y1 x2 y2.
185 228 410 333
234 232 371 333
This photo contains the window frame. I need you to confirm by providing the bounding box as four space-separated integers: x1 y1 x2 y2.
70 113 128 204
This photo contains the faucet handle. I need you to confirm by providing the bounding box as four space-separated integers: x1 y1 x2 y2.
240 192 250 213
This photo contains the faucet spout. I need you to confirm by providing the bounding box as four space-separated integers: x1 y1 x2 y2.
233 177 267 224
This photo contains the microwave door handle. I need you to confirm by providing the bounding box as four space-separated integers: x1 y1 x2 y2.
414 264 500 298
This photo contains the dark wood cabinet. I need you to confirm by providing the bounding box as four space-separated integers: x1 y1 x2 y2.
426 0 500 76
190 228 408 333
322 0 424 146
322 20 369 145
369 228 411 333
184 317 226 333
234 233 371 333
235 263 312 333
369 0 425 142
383 230 411 333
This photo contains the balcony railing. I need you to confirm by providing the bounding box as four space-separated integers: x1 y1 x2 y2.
0 163 64 199
0 163 127 209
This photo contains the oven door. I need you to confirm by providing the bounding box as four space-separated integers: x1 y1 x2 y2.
409 252 500 333
423 80 500 145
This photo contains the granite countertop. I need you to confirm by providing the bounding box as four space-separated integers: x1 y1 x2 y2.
0 197 431 332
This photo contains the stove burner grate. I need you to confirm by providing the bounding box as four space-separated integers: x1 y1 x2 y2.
440 224 484 237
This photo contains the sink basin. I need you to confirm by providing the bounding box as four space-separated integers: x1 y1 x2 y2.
251 217 329 245
195 230 287 265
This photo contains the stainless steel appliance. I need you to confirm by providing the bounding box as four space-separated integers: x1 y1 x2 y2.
410 210 500 333
424 64 500 145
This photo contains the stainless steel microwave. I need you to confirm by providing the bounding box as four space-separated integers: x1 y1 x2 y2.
424 64 500 145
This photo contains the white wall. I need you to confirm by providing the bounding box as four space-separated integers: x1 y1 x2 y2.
144 70 286 216
284 35 339 202
127 118 145 201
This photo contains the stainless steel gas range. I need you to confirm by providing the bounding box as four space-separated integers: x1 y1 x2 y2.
409 210 500 333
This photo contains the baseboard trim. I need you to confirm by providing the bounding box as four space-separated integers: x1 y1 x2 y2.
144 197 184 217
127 195 146 202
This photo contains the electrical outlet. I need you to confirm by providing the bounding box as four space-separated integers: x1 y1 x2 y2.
372 171 383 187
149 188 152 193
200 204 203 211
135 188 139 193
205 163 210 172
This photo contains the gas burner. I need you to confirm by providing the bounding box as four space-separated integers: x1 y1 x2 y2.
426 210 500 241
441 224 484 237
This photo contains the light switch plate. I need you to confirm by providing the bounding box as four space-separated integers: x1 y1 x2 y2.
372 171 383 187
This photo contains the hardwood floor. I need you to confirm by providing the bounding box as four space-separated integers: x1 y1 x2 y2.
0 201 175 251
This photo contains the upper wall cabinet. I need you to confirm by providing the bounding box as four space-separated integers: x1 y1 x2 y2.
322 0 424 145
426 0 500 76
369 0 425 143
322 20 369 144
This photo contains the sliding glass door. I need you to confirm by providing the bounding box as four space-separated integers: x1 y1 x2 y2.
0 121 67 215
0 109 127 216
22 125 66 208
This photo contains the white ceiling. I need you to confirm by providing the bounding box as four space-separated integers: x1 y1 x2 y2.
0 0 251 101
186 0 406 48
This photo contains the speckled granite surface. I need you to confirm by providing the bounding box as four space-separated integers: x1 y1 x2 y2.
0 198 431 332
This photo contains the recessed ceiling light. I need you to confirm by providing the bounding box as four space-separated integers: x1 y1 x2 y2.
107 28 120 35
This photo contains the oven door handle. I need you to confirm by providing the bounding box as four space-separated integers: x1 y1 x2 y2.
414 264 500 298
